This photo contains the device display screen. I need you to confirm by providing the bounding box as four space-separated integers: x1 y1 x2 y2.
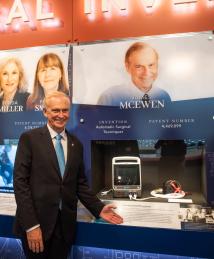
114 165 140 186
0 144 17 192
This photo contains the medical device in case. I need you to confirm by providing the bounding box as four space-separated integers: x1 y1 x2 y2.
112 156 142 198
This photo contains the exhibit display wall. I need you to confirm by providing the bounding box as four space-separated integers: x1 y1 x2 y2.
0 0 214 258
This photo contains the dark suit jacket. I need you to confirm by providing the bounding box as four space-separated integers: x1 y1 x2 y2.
13 126 104 244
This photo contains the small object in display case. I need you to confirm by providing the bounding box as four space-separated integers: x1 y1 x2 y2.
150 179 186 199
112 156 142 198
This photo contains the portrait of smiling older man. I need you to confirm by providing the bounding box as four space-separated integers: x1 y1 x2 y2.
98 42 171 106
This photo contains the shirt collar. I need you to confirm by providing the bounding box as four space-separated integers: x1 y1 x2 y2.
128 78 157 96
47 124 66 140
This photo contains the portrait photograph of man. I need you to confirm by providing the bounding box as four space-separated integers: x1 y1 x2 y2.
72 33 214 106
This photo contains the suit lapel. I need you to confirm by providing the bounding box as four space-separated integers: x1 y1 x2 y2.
63 131 75 180
41 126 61 179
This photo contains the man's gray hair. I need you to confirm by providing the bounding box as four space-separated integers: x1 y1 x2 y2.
43 91 70 110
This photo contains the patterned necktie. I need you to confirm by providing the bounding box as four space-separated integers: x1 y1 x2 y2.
55 134 65 178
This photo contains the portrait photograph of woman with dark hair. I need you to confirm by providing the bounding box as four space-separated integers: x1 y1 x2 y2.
27 53 69 111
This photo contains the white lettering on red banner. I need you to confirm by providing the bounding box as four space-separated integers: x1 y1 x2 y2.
0 0 61 33
84 0 214 17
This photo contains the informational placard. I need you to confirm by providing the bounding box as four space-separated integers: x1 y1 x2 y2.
0 193 16 216
112 200 181 229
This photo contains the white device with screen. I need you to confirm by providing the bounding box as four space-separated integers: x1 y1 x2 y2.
112 156 142 198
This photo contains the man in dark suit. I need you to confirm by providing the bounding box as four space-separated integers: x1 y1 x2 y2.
13 91 123 259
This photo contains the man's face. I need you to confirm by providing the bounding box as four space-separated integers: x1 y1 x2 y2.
125 47 158 92
43 96 70 133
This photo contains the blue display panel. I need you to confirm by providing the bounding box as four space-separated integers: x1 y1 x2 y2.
0 238 24 259
0 238 208 259
72 246 207 259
